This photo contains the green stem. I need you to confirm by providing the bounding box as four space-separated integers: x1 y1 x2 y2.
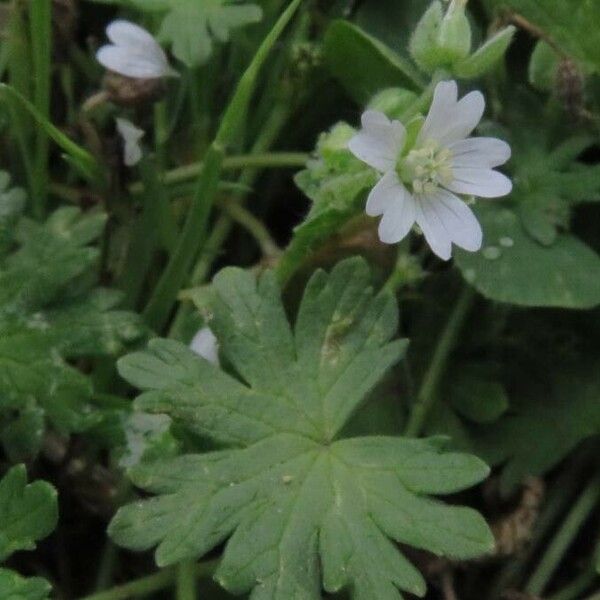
526 476 600 596
29 0 52 218
79 561 217 600
220 198 281 259
550 569 598 600
128 152 308 195
142 0 303 332
176 561 197 600
403 285 475 437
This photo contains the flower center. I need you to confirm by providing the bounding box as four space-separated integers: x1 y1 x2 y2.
397 140 453 195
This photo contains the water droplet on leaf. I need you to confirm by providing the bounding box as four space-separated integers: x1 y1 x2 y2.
499 236 514 248
482 246 502 260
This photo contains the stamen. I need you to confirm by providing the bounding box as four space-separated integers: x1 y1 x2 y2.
397 140 454 196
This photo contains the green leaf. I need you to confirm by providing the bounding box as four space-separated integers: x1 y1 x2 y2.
455 204 600 309
475 362 600 493
0 569 51 600
324 20 423 105
454 25 516 79
278 124 378 282
0 206 144 458
0 465 57 561
486 0 600 72
110 258 493 599
0 85 100 183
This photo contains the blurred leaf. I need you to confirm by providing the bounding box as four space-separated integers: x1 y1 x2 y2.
110 258 493 599
475 362 600 493
0 569 51 600
486 0 600 72
456 204 600 309
0 207 144 458
0 465 57 561
529 40 559 90
324 20 423 105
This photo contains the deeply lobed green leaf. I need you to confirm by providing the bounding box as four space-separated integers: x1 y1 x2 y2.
111 258 493 599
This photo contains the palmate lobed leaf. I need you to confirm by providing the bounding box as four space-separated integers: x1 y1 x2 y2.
0 206 144 458
111 258 493 599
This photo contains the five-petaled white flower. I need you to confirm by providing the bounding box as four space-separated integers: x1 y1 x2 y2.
348 80 512 260
189 327 220 366
97 20 177 79
116 118 144 167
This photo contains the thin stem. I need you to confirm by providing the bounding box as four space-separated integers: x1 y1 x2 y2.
220 198 281 259
176 561 197 600
79 561 217 600
526 476 600 596
550 569 598 600
128 152 308 195
403 285 475 437
29 0 52 218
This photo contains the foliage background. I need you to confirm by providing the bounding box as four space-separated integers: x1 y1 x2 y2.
0 0 599 599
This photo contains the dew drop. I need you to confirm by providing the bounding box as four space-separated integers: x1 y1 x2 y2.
482 246 502 260
464 268 476 283
499 236 514 248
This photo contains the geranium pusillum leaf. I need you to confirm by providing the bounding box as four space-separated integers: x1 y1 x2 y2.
110 257 493 600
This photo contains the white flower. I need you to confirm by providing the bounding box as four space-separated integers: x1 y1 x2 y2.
116 118 144 167
96 20 177 79
348 80 512 260
189 327 220 366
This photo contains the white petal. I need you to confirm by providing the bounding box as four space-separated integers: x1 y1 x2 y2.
446 167 512 198
190 327 220 366
449 137 511 168
366 171 403 216
427 189 483 251
116 118 144 142
106 20 159 49
414 195 453 261
124 142 143 167
116 118 144 167
419 81 485 146
348 110 405 172
97 20 172 79
377 188 417 244
417 80 458 145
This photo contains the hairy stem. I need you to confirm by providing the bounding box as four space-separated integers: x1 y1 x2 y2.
403 285 475 437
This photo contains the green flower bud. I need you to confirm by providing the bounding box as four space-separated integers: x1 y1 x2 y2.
410 0 471 74
368 88 419 119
